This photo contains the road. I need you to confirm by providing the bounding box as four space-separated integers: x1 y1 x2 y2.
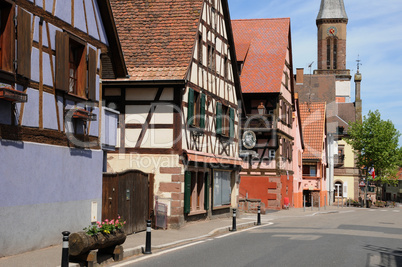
114 208 402 267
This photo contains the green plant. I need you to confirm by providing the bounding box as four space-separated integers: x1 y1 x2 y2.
84 216 126 236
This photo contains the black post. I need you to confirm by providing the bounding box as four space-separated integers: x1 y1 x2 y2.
257 206 261 225
230 209 237 231
143 220 152 254
61 231 70 267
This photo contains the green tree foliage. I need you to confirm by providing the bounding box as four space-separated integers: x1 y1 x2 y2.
345 110 401 186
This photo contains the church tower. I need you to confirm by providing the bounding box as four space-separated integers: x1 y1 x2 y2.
315 0 351 102
315 0 349 76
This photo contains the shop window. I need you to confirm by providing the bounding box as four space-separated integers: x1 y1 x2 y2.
213 170 231 207
56 31 97 100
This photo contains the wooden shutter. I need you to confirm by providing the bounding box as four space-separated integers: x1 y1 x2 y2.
55 31 69 92
199 93 205 129
187 88 194 126
88 47 97 100
17 7 31 78
229 107 235 138
76 45 87 98
204 172 209 210
184 171 191 214
216 102 222 135
1 3 15 73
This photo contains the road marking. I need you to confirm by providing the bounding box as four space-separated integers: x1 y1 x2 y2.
392 210 400 212
113 240 207 266
273 234 322 240
380 210 388 212
215 222 273 239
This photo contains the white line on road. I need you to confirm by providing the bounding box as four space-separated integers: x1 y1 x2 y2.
113 240 207 266
215 222 273 239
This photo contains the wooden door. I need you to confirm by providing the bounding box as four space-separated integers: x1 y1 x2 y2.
102 170 152 235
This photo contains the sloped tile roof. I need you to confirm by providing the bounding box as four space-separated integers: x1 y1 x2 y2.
299 102 326 160
109 0 203 81
232 18 290 93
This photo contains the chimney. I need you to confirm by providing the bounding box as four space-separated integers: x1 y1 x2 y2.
354 70 362 123
296 68 304 84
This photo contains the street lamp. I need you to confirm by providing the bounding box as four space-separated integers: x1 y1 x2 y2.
257 102 265 115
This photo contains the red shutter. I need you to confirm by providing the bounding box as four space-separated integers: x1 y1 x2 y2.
55 31 69 92
17 7 31 78
88 47 97 100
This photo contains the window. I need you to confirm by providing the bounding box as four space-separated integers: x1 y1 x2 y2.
56 31 97 100
333 38 337 69
187 88 205 128
224 56 228 78
303 165 316 177
198 34 202 64
207 44 215 71
213 170 231 207
184 171 209 213
326 38 330 69
216 102 234 138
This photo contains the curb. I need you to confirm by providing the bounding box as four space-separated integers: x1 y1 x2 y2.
122 221 257 259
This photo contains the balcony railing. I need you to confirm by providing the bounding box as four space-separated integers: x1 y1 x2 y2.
334 154 345 167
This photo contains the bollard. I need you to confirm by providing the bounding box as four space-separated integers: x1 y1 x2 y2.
311 195 313 211
61 231 70 267
324 195 327 210
143 220 152 254
319 196 321 211
257 206 261 225
303 195 306 212
230 209 237 231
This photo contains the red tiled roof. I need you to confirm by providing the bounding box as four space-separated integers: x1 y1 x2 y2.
398 168 402 181
232 18 290 93
109 0 203 81
299 102 326 160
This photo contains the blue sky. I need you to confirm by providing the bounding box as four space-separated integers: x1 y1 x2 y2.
228 0 402 145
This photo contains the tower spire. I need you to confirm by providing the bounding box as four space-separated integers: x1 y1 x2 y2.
317 0 348 23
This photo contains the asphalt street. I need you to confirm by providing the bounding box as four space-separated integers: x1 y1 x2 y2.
112 208 402 267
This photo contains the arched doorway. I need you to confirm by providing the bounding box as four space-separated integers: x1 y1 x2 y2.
334 181 343 202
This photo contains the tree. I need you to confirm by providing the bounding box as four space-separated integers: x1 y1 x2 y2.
345 110 401 188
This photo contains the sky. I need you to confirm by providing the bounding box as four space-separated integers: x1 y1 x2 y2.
227 0 402 145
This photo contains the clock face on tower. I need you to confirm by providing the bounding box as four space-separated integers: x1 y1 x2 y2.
327 26 337 36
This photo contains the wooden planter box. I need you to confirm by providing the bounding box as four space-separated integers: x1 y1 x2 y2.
69 230 126 256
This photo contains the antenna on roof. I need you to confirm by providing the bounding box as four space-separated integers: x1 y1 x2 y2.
356 55 362 72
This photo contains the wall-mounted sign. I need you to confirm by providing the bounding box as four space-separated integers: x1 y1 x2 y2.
242 130 256 149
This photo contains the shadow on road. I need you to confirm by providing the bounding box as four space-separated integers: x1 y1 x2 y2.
364 244 402 267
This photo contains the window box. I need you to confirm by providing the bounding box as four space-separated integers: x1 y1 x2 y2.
0 87 27 102
68 108 96 121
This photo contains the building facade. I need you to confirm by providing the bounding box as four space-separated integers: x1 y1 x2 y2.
105 0 243 228
299 102 328 207
0 0 125 256
232 18 303 210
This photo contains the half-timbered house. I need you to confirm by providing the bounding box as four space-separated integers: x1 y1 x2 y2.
104 0 243 228
232 18 303 210
0 0 126 256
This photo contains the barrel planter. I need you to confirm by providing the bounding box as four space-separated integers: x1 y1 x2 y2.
69 230 126 256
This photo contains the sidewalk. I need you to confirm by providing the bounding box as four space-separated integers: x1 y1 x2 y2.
0 206 358 267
